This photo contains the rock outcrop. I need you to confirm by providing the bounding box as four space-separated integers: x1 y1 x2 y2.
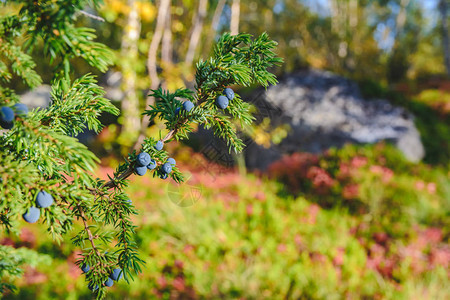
243 69 424 170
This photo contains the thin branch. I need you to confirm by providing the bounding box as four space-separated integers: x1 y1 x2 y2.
77 204 101 256
77 9 105 22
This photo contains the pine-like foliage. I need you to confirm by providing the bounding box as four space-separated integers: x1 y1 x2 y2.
0 1 281 299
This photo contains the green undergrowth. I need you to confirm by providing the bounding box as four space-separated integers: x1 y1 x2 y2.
2 145 449 299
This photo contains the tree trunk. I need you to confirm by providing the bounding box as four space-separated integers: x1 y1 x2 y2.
349 0 357 28
162 8 173 65
185 0 208 66
394 0 410 40
440 0 450 76
230 0 240 35
203 0 226 57
119 0 141 146
329 0 338 33
147 0 170 92
134 0 170 150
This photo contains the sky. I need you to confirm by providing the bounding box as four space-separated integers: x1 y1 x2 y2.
303 0 440 17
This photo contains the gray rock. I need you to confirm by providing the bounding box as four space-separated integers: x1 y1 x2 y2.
20 85 52 109
243 69 424 170
395 126 425 163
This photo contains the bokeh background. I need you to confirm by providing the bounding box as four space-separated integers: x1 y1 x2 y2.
1 0 449 299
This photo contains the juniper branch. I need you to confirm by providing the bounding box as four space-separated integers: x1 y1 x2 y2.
1 17 281 298
101 32 282 191
77 204 101 257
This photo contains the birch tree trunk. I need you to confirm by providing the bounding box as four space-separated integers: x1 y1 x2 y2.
147 0 170 92
230 0 240 35
119 0 141 145
134 0 170 150
394 0 410 41
162 7 173 65
329 0 339 33
440 0 450 76
203 0 226 57
349 0 357 28
185 0 208 66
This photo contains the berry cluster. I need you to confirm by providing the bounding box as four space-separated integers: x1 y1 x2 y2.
134 141 177 180
216 88 235 109
22 190 54 223
133 89 235 182
0 103 28 129
82 264 123 290
174 100 195 116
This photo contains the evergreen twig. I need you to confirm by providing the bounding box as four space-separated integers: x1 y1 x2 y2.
0 2 281 298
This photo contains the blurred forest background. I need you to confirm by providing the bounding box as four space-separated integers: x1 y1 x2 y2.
1 0 449 299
